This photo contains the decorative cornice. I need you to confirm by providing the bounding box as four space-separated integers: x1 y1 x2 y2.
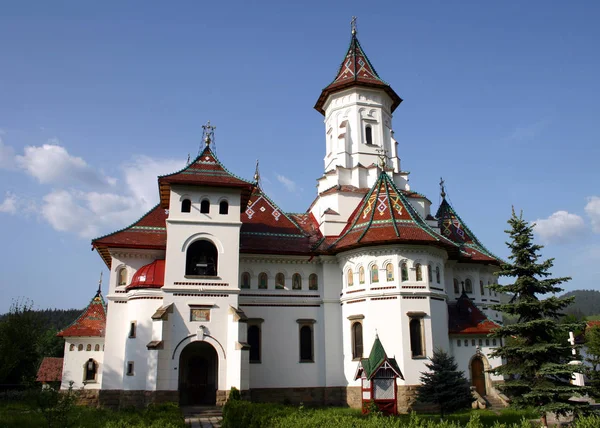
240 254 317 264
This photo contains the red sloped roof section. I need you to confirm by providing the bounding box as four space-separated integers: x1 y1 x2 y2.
36 357 63 382
57 292 106 337
448 293 500 335
127 259 165 290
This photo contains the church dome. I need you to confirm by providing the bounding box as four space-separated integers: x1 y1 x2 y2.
127 259 165 290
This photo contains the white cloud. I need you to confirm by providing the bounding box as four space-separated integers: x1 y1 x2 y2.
276 174 299 193
585 196 600 233
533 210 585 244
0 192 17 214
506 119 549 142
0 137 16 170
15 140 115 188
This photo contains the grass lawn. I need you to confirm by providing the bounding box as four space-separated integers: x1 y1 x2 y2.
0 401 185 428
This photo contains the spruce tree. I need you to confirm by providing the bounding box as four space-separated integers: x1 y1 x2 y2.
416 349 473 418
489 209 588 423
584 324 600 400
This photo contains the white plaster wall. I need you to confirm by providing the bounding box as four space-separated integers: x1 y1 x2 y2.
61 338 104 390
108 250 165 294
101 299 128 390
449 336 504 384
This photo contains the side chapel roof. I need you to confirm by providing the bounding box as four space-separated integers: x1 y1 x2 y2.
355 335 403 380
36 357 63 383
57 289 106 338
436 196 501 265
314 31 402 115
447 291 500 335
329 170 458 253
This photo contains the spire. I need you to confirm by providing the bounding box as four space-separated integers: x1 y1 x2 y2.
199 121 216 156
96 272 102 296
440 177 446 199
314 22 402 115
253 159 261 186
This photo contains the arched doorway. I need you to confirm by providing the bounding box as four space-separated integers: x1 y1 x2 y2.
471 356 486 396
179 341 218 405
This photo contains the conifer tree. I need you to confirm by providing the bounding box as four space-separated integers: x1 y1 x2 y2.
489 209 588 424
416 349 473 418
584 324 600 399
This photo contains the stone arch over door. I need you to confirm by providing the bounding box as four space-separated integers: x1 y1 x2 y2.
179 341 219 405
469 353 491 396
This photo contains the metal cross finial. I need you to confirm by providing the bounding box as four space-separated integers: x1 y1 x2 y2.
97 272 103 296
187 153 191 165
202 121 216 146
376 148 388 171
440 177 446 199
253 159 261 185
351 16 357 35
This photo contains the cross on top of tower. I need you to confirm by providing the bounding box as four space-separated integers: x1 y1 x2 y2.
200 121 217 155
351 16 357 35
440 177 446 199
376 148 388 170
96 271 103 296
253 159 261 186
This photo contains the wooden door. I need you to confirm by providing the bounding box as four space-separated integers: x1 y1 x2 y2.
471 357 486 396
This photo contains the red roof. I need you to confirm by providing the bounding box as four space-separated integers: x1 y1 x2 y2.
158 146 253 209
448 293 500 335
36 357 63 383
57 291 106 337
315 33 402 115
92 205 167 268
329 172 458 253
127 259 165 290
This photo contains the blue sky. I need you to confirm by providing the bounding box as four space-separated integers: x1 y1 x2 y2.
1 1 599 313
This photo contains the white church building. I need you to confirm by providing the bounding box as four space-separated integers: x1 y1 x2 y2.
57 26 506 411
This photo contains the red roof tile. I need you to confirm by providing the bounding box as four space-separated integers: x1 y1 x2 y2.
127 259 165 290
57 291 106 337
158 146 253 209
36 357 63 383
448 293 500 335
315 33 402 115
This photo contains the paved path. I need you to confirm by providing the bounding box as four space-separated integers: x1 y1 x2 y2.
182 406 223 428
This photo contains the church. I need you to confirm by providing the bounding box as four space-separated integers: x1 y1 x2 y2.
56 24 505 411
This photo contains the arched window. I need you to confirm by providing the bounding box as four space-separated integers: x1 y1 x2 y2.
352 322 363 359
309 274 318 290
275 273 285 289
248 325 261 363
86 344 91 351
258 272 268 289
436 266 441 284
299 324 314 362
70 344 75 351
117 267 127 286
401 263 408 282
78 344 83 351
480 280 485 295
465 279 473 294
365 125 373 145
200 199 210 214
241 272 251 289
181 199 191 213
219 200 229 215
453 278 460 294
415 263 423 281
85 359 97 382
359 267 365 284
186 240 218 276
347 269 354 287
428 265 432 283
292 273 302 290
370 265 379 283
94 344 100 352
386 264 394 281
410 318 424 358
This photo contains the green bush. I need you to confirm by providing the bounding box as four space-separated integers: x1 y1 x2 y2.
229 386 241 401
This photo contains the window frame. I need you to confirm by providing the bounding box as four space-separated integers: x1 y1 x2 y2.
181 198 191 213
83 358 98 383
370 264 379 283
126 361 135 376
407 312 426 359
428 265 432 283
401 262 408 282
219 200 229 215
453 278 460 294
351 321 364 360
241 272 251 289
465 278 473 294
415 263 423 282
117 267 128 287
347 268 354 287
129 321 137 339
309 274 318 291
297 319 316 363
435 266 441 284
358 266 365 284
258 272 268 289
200 199 210 214
292 273 302 290
275 272 285 290
386 264 394 282
247 319 263 364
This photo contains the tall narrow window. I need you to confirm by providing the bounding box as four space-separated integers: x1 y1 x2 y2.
94 344 100 352
370 265 379 283
428 265 432 283
480 280 485 295
241 272 251 289
352 322 363 360
275 273 285 289
347 269 354 287
436 266 441 284
86 344 91 351
85 359 97 382
359 267 365 284
258 272 268 289
248 325 261 363
126 361 134 376
181 199 191 213
219 200 229 215
365 125 373 145
129 321 137 338
386 264 394 281
409 318 425 358
186 240 218 276
200 199 210 214
401 263 408 282
453 278 460 294
465 279 473 294
298 322 315 362
415 263 423 281
118 267 127 286
309 274 318 291
292 273 302 290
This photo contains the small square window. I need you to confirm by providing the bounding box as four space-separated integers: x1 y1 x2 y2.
190 308 210 322
457 339 461 347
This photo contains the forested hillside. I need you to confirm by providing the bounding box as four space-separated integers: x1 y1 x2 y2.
0 308 82 329
561 289 600 318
